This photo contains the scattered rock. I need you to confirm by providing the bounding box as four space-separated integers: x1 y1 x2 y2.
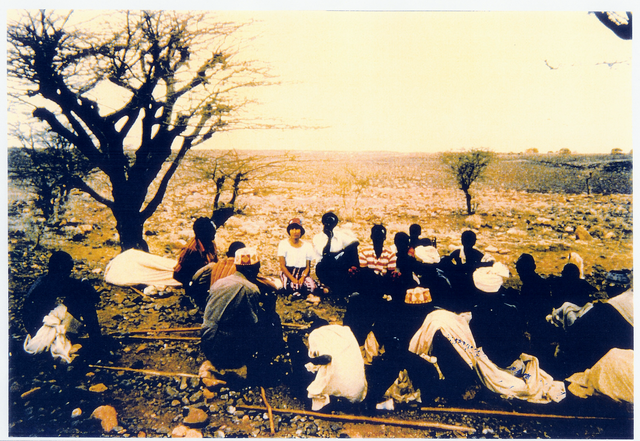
172 425 188 437
183 407 208 427
71 408 82 418
91 405 118 433
575 225 592 241
89 383 108 393
535 217 552 226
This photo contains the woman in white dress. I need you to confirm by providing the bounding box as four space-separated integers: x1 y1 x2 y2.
278 218 320 303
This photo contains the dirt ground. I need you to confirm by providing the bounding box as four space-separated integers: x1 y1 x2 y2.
7 151 633 438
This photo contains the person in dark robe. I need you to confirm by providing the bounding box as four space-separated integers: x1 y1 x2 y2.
22 251 106 351
548 263 597 308
312 212 359 297
439 230 493 312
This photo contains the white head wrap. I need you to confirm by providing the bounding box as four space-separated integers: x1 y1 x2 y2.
473 262 510 293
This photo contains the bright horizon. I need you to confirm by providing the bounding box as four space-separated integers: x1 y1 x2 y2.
4 8 633 155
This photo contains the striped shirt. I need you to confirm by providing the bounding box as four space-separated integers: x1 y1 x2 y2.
358 246 397 275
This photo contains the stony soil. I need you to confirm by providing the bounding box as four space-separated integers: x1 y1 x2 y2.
7 151 633 438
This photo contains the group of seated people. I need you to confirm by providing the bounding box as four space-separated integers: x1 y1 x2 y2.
169 212 633 410
22 211 633 412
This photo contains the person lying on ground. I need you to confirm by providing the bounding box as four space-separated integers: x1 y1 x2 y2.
278 218 320 304
312 212 359 297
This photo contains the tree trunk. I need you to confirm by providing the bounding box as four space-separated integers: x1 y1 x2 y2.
115 211 149 252
464 190 473 215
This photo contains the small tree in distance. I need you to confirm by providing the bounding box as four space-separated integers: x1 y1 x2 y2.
441 148 494 215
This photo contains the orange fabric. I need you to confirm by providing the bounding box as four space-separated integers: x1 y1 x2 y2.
209 258 236 287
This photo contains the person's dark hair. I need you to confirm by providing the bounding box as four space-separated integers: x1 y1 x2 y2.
394 231 410 251
48 251 74 274
461 230 477 247
321 212 339 227
226 241 246 258
561 263 581 280
286 218 305 236
409 223 422 238
371 224 386 238
516 253 536 273
193 217 215 239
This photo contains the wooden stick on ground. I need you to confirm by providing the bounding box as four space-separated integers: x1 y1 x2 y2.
127 327 201 334
90 364 201 379
20 387 41 399
125 335 200 341
236 404 476 433
129 286 146 297
420 406 626 421
260 387 276 435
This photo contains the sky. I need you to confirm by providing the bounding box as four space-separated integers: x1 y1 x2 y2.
206 9 633 154
3 5 634 154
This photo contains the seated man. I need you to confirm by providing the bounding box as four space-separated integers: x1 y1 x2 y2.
439 230 493 312
173 217 218 307
548 263 597 308
313 212 359 297
200 247 283 384
22 251 104 347
344 224 398 344
409 223 436 250
514 253 556 357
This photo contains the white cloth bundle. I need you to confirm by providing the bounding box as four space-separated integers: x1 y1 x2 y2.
606 289 633 327
24 304 81 363
104 249 182 288
567 348 633 403
546 302 594 330
414 246 440 264
473 262 510 293
305 325 367 410
409 309 566 404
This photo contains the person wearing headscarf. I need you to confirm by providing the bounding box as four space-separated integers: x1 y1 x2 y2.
468 262 527 368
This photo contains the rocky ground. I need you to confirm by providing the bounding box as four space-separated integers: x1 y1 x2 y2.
7 151 633 438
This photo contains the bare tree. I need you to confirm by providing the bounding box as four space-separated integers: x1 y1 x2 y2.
8 10 269 250
441 149 493 215
190 150 297 227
